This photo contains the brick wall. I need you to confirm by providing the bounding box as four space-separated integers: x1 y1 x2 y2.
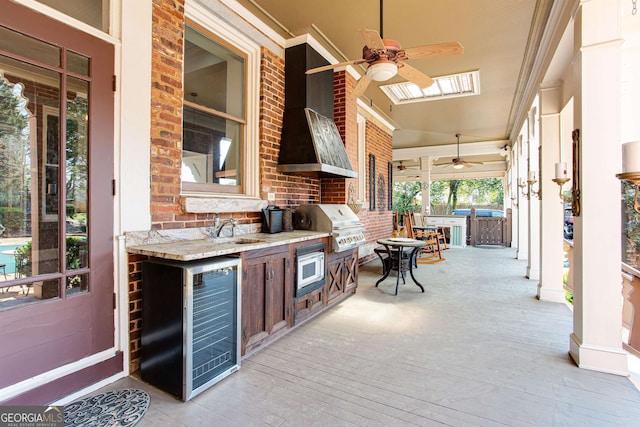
322 70 357 204
150 0 186 230
127 254 146 373
359 119 394 263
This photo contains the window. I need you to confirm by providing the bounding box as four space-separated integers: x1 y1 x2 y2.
0 17 113 308
182 25 246 194
36 0 109 32
380 70 481 105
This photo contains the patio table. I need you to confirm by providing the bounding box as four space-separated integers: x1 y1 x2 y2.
375 238 426 295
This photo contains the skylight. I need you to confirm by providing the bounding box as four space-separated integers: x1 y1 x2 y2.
380 70 480 105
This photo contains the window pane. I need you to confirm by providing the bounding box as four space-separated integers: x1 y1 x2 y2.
182 106 242 187
67 51 90 76
184 26 245 118
0 25 60 67
0 278 60 311
622 182 639 269
67 273 88 295
0 59 62 289
66 78 88 269
36 0 109 32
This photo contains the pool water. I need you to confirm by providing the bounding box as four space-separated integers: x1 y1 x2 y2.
0 244 20 276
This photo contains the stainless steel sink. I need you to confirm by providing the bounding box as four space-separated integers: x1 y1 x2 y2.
209 237 266 245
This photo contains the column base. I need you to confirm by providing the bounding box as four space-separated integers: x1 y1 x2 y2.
569 333 629 376
526 266 540 280
537 284 566 303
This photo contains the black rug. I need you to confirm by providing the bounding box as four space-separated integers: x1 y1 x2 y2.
64 388 150 427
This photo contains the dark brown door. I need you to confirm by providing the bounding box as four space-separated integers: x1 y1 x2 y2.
241 248 291 355
0 0 116 394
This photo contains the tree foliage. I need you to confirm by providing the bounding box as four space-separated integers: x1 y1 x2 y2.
392 177 505 215
392 181 422 214
433 178 504 213
0 77 31 211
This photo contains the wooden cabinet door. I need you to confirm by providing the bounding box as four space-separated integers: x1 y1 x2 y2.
326 249 358 305
241 248 291 355
326 255 345 304
265 252 292 336
294 287 324 323
344 249 358 294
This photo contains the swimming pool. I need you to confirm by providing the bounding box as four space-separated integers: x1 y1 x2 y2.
0 244 20 276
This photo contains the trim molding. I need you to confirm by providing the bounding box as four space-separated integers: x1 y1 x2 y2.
569 333 629 376
0 350 120 403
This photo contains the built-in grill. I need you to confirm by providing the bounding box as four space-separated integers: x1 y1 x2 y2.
294 204 366 253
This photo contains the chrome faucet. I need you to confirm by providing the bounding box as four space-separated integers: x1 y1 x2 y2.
213 215 238 238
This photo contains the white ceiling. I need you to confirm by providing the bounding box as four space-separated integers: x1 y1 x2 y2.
236 0 553 178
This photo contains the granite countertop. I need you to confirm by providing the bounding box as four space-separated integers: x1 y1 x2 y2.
127 230 329 261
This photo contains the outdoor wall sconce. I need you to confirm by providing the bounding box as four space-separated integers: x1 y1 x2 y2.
519 171 540 199
551 161 571 203
510 194 518 208
616 140 640 214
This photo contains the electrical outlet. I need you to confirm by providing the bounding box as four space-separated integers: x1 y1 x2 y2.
267 192 275 201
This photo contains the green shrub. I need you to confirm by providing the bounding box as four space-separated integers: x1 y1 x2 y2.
565 290 573 305
14 237 85 277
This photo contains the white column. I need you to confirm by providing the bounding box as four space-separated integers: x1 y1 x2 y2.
420 156 432 216
537 85 566 303
516 135 529 260
509 147 519 250
120 0 152 232
527 107 541 281
569 0 627 375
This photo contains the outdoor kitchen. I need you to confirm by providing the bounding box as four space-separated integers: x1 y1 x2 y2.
124 37 394 398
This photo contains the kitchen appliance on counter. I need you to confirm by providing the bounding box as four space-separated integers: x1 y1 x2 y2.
141 257 241 401
295 242 326 296
294 204 366 252
262 205 283 233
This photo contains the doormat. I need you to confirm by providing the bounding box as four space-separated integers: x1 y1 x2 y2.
64 389 150 427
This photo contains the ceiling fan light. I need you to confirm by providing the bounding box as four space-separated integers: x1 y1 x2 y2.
367 62 398 82
453 163 465 170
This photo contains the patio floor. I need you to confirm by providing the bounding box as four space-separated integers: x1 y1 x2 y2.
96 246 640 426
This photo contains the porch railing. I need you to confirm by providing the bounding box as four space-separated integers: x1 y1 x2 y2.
564 241 640 357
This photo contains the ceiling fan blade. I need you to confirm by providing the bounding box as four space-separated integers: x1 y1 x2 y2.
358 29 386 50
397 63 434 89
433 161 453 167
306 59 369 75
350 74 372 99
402 41 464 60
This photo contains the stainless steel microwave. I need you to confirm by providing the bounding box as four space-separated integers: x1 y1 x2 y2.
295 243 326 296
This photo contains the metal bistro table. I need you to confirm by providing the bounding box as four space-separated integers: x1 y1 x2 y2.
375 238 426 295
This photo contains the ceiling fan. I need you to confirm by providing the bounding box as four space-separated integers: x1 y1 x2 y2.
435 134 484 169
397 161 418 171
305 1 463 99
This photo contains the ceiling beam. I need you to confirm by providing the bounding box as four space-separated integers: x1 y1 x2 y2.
393 140 510 161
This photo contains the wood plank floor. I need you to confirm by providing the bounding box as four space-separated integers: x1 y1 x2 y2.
100 246 640 426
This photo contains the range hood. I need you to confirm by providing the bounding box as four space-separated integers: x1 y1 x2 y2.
277 43 357 179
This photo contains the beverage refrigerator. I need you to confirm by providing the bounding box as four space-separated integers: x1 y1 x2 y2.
140 256 241 401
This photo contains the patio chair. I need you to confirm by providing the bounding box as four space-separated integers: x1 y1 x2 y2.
416 230 445 264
